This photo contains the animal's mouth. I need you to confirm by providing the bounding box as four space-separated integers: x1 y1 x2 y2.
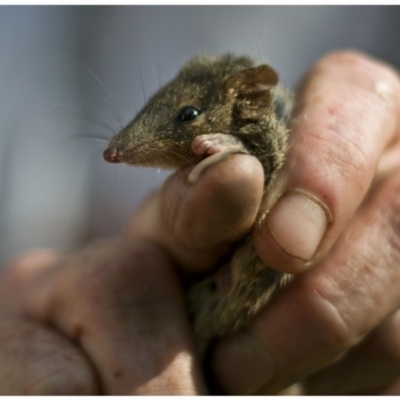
103 138 161 165
103 146 162 167
103 136 202 169
103 139 198 169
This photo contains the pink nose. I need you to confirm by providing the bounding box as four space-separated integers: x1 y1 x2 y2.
103 148 122 163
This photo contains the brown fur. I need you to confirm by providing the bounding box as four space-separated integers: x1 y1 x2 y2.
104 54 294 356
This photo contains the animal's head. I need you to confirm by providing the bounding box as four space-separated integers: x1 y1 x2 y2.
103 54 279 168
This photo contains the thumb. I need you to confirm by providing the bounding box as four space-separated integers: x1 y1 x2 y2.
254 50 400 274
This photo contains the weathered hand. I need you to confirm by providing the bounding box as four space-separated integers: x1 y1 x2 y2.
0 241 205 394
129 51 400 395
2 50 400 395
211 51 400 394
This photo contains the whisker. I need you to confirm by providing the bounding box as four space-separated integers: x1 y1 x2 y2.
157 61 162 92
84 65 127 129
52 103 116 134
52 132 110 147
69 133 110 144
40 132 109 163
83 66 115 101
139 152 150 168
59 63 127 135
102 96 124 129
129 93 139 114
138 65 147 104
256 25 266 64
50 112 115 135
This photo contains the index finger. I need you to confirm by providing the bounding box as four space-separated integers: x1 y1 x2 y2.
254 51 400 273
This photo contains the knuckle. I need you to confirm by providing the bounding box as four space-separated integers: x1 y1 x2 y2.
328 126 371 184
0 250 60 306
319 50 400 96
307 123 372 195
1 249 59 281
296 275 360 351
320 50 396 76
319 49 373 68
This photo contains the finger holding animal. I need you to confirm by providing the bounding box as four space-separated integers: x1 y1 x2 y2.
254 50 400 274
212 166 400 394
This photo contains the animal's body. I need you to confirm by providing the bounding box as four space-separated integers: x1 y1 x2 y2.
103 54 294 355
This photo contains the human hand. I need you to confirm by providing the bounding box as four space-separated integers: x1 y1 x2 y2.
211 50 400 394
2 50 400 395
0 146 264 395
128 50 400 394
0 241 206 395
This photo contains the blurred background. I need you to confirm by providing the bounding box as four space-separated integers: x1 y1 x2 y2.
0 5 399 264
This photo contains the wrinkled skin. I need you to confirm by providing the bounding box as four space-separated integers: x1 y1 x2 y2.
1 51 400 394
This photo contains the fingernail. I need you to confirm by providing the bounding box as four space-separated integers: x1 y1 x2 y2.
266 190 330 261
212 331 277 394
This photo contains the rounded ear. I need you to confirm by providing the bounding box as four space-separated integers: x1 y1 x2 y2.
226 64 279 95
225 64 279 123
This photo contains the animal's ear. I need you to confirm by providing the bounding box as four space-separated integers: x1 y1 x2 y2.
226 64 278 95
225 64 279 123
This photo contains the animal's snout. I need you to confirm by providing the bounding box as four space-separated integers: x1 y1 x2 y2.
103 147 123 163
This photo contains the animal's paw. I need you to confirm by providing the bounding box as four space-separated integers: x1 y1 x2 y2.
188 134 249 184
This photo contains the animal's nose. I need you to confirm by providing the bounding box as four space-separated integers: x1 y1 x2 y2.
103 148 122 163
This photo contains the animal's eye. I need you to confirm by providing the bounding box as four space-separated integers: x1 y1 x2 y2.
177 106 202 123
